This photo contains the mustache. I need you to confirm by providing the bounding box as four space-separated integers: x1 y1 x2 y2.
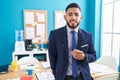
69 20 76 22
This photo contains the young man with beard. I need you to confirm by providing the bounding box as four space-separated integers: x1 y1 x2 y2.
48 3 96 80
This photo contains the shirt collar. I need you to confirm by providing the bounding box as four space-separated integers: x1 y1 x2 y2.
66 26 78 33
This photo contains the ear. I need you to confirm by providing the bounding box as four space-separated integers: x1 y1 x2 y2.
80 16 82 19
79 16 82 21
64 15 67 21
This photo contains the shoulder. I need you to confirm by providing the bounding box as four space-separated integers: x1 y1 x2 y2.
79 28 91 36
50 26 66 34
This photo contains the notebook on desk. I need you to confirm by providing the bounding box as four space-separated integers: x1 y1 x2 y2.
35 71 54 80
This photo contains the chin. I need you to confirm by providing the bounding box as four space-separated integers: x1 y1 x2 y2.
69 26 78 29
67 22 79 29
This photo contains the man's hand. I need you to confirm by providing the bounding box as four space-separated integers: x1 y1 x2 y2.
72 49 85 60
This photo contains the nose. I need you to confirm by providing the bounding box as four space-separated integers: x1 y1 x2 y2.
71 15 76 19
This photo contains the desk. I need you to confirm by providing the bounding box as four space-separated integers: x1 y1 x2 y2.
0 66 27 80
90 63 119 80
0 63 51 80
0 63 119 80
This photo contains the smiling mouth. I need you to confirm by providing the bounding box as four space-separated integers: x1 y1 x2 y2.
70 21 76 24
70 20 76 23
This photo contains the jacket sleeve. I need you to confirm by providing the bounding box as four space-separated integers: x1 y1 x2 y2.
83 33 96 63
48 31 57 76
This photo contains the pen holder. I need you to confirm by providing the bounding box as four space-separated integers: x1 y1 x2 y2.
27 66 33 75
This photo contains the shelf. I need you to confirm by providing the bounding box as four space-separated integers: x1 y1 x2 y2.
12 50 49 62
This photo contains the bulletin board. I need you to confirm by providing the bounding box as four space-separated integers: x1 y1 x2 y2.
24 10 47 44
54 11 66 29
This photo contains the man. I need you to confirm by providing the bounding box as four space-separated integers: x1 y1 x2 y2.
48 3 96 80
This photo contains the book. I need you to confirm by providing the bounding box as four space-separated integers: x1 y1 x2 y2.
35 71 54 80
20 76 33 80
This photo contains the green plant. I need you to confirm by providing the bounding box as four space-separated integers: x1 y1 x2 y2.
33 44 38 49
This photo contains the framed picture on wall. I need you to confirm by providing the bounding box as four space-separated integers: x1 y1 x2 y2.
54 11 66 29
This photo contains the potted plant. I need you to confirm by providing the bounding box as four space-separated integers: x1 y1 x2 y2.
33 44 38 51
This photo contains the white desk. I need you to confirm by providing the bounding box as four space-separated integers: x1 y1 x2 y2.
0 62 119 80
90 62 119 80
12 50 49 62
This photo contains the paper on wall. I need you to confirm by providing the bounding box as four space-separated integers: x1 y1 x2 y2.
25 12 34 24
36 24 45 36
26 27 35 39
36 13 45 22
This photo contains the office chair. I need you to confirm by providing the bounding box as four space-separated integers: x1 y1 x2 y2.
96 55 117 71
17 56 39 65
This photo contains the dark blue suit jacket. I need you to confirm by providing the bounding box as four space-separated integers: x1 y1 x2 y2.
48 26 96 80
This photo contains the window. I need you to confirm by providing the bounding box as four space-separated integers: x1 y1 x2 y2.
101 0 120 66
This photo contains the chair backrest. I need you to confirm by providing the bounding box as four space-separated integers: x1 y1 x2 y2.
96 56 117 71
17 56 39 65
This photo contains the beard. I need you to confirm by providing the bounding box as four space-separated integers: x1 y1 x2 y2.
66 21 80 29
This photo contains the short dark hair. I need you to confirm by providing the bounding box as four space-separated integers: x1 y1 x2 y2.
65 3 81 12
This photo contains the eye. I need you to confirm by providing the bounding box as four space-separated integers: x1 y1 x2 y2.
75 13 79 17
68 13 72 16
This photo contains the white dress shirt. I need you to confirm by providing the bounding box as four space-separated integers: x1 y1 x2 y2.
66 26 78 75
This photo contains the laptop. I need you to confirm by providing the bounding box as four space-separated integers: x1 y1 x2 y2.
0 64 9 73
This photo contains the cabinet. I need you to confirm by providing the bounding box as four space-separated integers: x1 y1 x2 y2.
12 50 49 62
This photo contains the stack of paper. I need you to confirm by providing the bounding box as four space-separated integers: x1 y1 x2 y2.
36 71 54 80
41 62 50 68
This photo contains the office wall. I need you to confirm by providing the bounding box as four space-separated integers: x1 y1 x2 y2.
0 0 97 65
87 0 101 59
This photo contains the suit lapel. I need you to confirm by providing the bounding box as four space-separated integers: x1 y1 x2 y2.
61 27 68 56
77 29 83 50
